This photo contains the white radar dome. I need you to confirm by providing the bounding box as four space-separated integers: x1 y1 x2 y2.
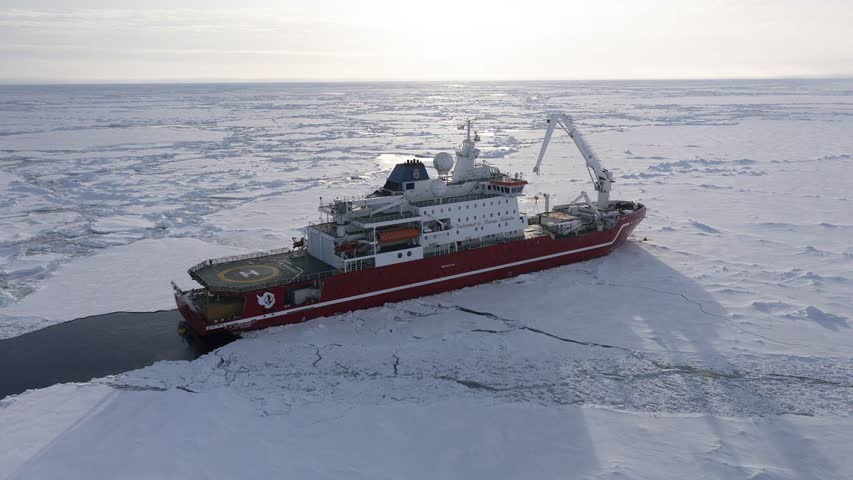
433 152 454 175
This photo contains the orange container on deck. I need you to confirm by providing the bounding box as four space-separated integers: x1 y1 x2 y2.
378 227 419 243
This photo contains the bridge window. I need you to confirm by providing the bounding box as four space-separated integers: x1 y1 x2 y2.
405 182 415 190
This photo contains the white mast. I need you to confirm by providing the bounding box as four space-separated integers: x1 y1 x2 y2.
451 119 480 182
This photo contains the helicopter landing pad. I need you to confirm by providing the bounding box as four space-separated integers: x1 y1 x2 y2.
190 251 335 293
216 264 281 284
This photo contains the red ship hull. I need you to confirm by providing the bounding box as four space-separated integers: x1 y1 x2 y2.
177 208 644 335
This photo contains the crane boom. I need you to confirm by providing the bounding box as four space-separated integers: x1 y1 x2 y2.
533 113 613 210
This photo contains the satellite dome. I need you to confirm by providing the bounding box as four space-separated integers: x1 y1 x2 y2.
433 152 454 175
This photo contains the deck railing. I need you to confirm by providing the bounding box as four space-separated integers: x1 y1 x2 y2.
412 192 502 208
200 268 341 294
188 247 292 274
423 232 527 258
353 211 417 225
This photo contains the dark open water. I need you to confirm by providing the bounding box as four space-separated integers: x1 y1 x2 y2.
0 310 233 399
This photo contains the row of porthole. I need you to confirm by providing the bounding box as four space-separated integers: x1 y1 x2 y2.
456 218 519 229
428 199 512 215
396 251 414 259
457 210 516 222
421 220 520 241
471 222 513 232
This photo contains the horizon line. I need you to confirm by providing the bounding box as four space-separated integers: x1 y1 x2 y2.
1 74 852 87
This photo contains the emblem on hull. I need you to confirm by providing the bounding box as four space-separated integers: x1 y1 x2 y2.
257 292 275 309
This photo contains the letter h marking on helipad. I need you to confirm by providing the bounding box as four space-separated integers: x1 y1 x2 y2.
240 269 260 278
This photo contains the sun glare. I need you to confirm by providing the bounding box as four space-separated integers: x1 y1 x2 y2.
0 0 850 81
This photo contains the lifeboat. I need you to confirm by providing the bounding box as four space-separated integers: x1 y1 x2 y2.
377 227 419 243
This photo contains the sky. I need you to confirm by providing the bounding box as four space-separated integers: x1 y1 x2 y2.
0 0 851 83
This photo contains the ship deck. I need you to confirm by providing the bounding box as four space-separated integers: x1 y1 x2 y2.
524 224 549 239
189 249 337 294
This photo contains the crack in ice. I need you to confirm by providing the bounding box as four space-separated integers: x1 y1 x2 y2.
310 344 322 368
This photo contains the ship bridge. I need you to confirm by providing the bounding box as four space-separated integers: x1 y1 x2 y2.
381 160 430 192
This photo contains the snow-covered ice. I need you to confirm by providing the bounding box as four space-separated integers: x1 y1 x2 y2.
1 80 852 478
4 384 851 479
0 238 244 339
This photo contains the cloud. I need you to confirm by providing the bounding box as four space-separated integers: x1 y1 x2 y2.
0 8 343 33
0 44 378 58
1 2 851 82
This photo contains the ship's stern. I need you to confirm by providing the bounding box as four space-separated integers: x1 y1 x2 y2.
172 282 210 336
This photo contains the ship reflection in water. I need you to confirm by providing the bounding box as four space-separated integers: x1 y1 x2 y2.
0 310 235 399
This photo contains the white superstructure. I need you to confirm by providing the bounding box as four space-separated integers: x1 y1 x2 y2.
305 121 530 271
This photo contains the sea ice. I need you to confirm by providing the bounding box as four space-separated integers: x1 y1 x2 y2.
0 238 243 339
1 80 852 479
